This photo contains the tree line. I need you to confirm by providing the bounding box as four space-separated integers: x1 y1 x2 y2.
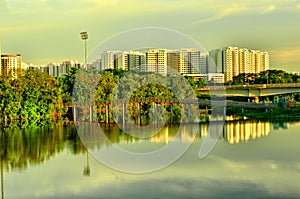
1 68 298 129
232 70 300 85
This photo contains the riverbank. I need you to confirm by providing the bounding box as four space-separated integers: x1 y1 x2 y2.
227 106 300 120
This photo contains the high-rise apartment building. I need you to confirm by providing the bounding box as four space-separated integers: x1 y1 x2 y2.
48 63 60 77
146 49 168 76
261 51 269 71
0 54 22 77
239 48 250 74
92 59 102 70
210 47 270 82
223 47 234 82
208 48 223 73
179 48 203 74
249 50 256 73
232 47 239 77
254 50 261 74
166 49 180 73
44 60 80 77
114 51 146 71
101 51 122 70
199 53 208 74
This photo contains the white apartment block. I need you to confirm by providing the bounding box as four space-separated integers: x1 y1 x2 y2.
44 60 80 77
114 51 146 71
166 49 180 74
210 47 270 82
208 48 223 73
92 59 102 71
179 48 202 74
101 51 122 70
146 49 168 76
185 73 224 84
0 54 22 77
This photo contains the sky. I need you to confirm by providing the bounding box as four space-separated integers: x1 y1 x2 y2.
1 0 300 72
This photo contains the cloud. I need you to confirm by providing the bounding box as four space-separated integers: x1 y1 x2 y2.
263 5 276 14
270 48 300 63
209 155 247 171
196 4 247 24
85 0 119 6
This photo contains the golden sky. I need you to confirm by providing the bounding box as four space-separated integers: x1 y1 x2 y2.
1 0 300 71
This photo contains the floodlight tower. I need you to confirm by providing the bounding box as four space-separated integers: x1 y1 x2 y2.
80 31 88 69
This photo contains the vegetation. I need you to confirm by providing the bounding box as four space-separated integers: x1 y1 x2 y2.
72 69 198 124
227 106 300 120
1 68 300 129
0 69 67 129
232 70 300 85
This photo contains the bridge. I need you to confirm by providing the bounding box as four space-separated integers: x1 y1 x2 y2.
197 83 300 99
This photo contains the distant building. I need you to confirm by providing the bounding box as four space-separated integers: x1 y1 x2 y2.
210 47 270 82
199 53 208 74
115 51 146 71
185 73 224 84
101 51 122 70
238 48 250 74
208 48 223 73
261 51 269 71
40 65 49 74
44 60 80 77
179 48 202 74
166 49 180 73
146 49 168 76
92 59 102 70
60 60 80 76
0 54 22 78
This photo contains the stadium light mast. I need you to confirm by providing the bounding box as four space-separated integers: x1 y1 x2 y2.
80 31 88 69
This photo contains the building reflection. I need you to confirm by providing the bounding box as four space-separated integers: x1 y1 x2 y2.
148 121 271 145
224 121 271 144
0 120 290 198
0 120 281 176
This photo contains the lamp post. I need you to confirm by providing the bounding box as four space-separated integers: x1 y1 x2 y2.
80 31 88 69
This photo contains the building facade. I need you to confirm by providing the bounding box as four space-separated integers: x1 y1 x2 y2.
0 54 22 77
179 48 203 74
146 49 168 76
210 47 270 82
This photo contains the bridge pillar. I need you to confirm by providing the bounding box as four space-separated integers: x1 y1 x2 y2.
89 106 93 123
187 104 191 123
205 106 209 122
152 102 157 127
170 104 173 124
73 107 76 122
122 103 126 128
137 102 141 126
106 105 109 124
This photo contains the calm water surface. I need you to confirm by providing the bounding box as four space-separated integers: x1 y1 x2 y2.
1 121 300 199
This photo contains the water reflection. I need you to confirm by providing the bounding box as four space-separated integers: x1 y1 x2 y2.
0 125 85 172
0 120 299 198
0 121 293 172
83 152 91 177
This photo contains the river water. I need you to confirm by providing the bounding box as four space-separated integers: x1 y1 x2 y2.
0 120 300 199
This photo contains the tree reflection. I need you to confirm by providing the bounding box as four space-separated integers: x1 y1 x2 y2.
0 121 287 173
1 158 4 199
83 151 90 177
0 124 85 172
